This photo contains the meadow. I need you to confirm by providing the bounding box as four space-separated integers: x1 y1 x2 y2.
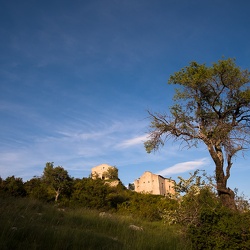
0 194 191 250
2 168 250 249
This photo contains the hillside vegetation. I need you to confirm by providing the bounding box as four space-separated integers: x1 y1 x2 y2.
1 166 250 249
0 194 189 250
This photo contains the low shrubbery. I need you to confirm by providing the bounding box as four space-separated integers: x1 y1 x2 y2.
188 206 250 249
0 194 190 250
1 167 250 249
118 192 177 221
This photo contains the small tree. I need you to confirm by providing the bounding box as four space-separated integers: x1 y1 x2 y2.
42 162 72 202
145 58 250 210
102 166 119 180
161 170 219 226
174 170 216 197
128 183 135 191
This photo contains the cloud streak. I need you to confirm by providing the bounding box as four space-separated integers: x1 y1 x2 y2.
0 115 151 180
117 134 149 149
157 158 210 176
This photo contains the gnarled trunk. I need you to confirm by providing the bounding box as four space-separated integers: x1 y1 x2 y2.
218 188 236 210
208 143 237 210
216 168 236 210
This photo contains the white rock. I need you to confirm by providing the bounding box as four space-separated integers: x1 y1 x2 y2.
129 224 143 231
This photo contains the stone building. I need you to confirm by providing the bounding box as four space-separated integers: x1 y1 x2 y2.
91 163 120 187
91 163 115 180
134 171 175 196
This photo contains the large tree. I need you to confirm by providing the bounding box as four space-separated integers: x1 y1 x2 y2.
145 58 250 210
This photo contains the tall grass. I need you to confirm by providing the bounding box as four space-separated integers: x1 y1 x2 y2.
0 194 191 249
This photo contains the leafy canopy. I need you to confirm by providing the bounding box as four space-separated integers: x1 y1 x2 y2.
145 58 250 157
42 162 72 202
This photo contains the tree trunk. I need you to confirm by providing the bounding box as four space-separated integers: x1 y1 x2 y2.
207 143 237 210
55 189 60 202
218 188 237 210
216 165 237 210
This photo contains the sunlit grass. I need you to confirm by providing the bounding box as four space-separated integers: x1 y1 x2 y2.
0 194 191 249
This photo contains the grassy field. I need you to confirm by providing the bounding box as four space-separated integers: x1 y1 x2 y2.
0 195 191 249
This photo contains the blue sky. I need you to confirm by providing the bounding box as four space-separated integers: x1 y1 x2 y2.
1 0 250 195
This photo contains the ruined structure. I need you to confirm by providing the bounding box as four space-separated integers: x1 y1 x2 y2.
91 164 119 187
91 163 115 180
134 171 175 196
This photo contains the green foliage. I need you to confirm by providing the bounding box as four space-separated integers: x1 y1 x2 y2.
1 165 250 249
106 192 128 210
2 176 26 197
161 170 218 225
234 188 250 212
103 166 119 180
24 177 49 201
159 170 250 248
188 208 250 250
71 177 129 210
148 57 250 153
174 170 215 196
42 162 72 202
128 183 135 191
71 178 111 209
0 194 191 250
145 58 250 209
71 177 177 221
162 187 220 226
118 191 177 221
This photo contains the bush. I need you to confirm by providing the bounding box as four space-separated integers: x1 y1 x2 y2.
71 178 111 209
188 208 250 249
2 176 26 197
162 188 219 226
106 192 128 210
118 192 177 221
24 177 50 201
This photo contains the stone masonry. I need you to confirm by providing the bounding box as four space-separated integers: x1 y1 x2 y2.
134 171 175 196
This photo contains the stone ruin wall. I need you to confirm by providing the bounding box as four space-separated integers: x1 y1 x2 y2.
134 171 175 196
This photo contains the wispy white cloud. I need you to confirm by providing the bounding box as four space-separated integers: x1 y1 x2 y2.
0 116 151 180
117 134 149 149
157 158 210 176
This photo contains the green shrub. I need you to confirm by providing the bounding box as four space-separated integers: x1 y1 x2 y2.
188 207 250 249
0 194 191 250
24 177 50 201
106 192 128 210
118 192 177 221
162 188 219 226
2 176 26 197
71 178 111 209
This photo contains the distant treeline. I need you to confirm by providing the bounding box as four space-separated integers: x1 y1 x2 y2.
0 162 176 221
